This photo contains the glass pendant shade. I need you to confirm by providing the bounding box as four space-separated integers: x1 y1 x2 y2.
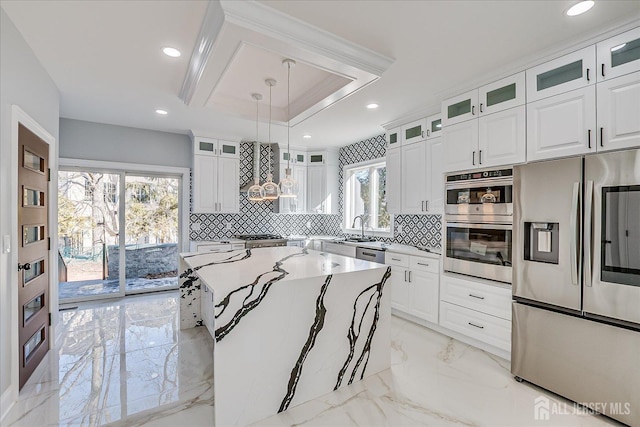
279 168 297 198
260 173 280 200
247 178 263 201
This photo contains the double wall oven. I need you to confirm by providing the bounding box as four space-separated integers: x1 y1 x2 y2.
444 168 513 284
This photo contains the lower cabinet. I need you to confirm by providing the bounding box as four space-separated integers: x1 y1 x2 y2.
321 241 356 258
386 252 439 324
439 274 512 352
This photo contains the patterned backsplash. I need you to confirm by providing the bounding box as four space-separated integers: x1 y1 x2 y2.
190 138 442 249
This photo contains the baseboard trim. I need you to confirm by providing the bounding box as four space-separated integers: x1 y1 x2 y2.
391 309 511 361
0 386 16 423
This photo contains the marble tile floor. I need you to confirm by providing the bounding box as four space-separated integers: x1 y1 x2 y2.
2 291 620 427
58 277 178 300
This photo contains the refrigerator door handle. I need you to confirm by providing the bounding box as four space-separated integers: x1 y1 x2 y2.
570 181 580 286
584 180 594 287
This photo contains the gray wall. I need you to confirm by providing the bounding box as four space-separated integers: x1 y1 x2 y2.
60 118 191 168
0 7 60 402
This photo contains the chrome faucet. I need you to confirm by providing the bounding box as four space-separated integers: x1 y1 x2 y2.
351 214 368 239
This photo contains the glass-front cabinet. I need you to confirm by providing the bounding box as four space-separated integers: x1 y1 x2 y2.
425 114 442 139
386 127 401 149
597 27 640 81
442 89 478 127
401 118 428 145
478 72 525 116
526 46 596 102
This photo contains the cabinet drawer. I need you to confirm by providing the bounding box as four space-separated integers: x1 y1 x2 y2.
385 252 409 267
440 274 512 320
409 256 439 274
322 242 356 258
439 301 511 352
196 244 232 253
231 243 245 250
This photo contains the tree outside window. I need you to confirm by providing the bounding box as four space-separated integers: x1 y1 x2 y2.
344 159 391 234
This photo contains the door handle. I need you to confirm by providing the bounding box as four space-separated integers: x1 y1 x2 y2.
480 103 484 113
426 200 429 211
586 68 590 82
468 322 484 329
408 271 412 283
584 180 594 287
600 127 604 147
421 201 424 211
427 130 430 137
479 150 482 165
570 181 581 286
588 129 591 149
18 262 31 271
601 64 605 77
417 262 429 267
472 105 476 115
404 270 408 282
472 151 476 166
468 293 485 300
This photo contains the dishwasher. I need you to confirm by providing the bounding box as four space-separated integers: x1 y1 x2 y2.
355 247 386 264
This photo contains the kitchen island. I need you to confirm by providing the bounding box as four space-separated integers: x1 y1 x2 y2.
179 247 391 426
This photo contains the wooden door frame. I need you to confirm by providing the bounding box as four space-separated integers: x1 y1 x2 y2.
7 106 57 406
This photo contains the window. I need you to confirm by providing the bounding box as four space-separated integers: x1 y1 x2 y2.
343 159 392 235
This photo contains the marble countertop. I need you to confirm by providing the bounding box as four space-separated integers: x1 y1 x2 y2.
182 247 387 295
287 235 441 258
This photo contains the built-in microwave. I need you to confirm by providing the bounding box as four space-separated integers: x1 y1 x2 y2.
444 168 513 283
445 168 513 223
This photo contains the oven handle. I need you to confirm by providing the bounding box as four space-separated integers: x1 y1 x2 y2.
446 222 512 230
445 177 514 190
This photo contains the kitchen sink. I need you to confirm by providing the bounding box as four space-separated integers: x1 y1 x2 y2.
345 237 377 243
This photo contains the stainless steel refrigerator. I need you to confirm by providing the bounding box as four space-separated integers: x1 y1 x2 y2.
512 149 640 426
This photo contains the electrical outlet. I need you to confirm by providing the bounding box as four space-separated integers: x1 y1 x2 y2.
191 222 201 231
226 222 233 230
396 224 403 234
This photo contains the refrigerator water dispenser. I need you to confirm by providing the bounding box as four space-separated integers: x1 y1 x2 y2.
524 222 559 264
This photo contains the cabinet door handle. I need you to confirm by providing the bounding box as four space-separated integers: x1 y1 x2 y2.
421 130 424 138
427 129 430 137
588 129 591 148
472 105 476 115
426 200 429 211
404 270 408 282
480 103 483 113
391 257 402 262
469 293 485 300
472 151 476 166
601 64 605 77
600 127 604 147
479 150 482 165
421 201 425 211
417 262 429 267
468 322 484 329
586 68 590 82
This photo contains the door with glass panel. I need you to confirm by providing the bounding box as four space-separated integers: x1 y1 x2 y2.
597 27 640 82
18 124 50 389
124 175 180 294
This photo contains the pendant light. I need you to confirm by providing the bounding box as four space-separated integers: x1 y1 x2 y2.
260 78 280 200
279 59 297 198
247 93 264 201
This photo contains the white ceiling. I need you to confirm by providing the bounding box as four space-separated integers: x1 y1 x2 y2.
2 0 640 148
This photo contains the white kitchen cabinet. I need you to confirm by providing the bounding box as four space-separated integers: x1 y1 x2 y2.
401 118 428 145
442 89 478 127
443 73 526 173
386 127 402 150
307 150 339 214
527 85 596 161
385 146 402 215
439 301 511 352
597 71 640 152
192 137 240 214
401 141 426 214
478 106 526 168
526 46 596 102
425 137 443 214
387 253 439 324
478 72 526 116
425 114 442 139
279 149 307 165
321 241 356 258
597 27 640 82
400 138 443 214
443 120 478 172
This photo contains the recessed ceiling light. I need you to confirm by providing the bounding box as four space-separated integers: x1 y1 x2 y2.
611 43 626 52
155 109 168 115
303 134 312 139
162 47 181 58
366 103 379 109
566 1 594 16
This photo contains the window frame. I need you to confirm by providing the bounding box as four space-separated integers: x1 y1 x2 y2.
343 157 393 238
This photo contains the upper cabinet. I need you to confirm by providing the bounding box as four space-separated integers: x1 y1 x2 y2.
442 73 526 173
401 118 428 145
597 27 640 82
597 71 640 152
192 137 239 214
279 149 307 166
307 150 339 214
442 89 478 127
386 127 402 150
425 114 442 139
526 46 596 102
